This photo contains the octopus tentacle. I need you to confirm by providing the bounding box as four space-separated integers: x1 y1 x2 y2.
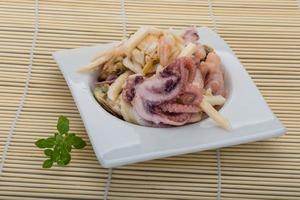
200 52 225 96
132 95 189 126
160 103 200 113
193 44 207 65
122 57 204 126
177 84 203 106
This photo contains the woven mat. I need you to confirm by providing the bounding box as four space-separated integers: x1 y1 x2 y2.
1 0 300 199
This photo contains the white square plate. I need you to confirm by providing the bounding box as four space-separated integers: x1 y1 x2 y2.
53 27 285 168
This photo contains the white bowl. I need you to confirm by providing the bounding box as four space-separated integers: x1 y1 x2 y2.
53 27 285 168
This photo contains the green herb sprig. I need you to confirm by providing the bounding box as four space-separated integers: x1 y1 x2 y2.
35 116 86 168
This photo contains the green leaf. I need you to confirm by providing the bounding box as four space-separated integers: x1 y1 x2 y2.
63 154 71 165
57 116 69 135
44 137 55 148
57 160 66 167
43 159 53 168
44 149 53 157
53 145 60 161
65 133 75 145
55 134 63 144
35 138 55 149
72 136 86 149
35 139 47 148
61 147 71 165
64 143 72 152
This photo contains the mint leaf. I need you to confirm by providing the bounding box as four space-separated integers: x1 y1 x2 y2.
63 142 72 152
53 145 60 161
65 133 75 145
44 149 53 157
55 134 63 144
43 159 53 168
73 136 86 149
35 139 47 148
57 116 69 135
61 147 71 165
62 154 71 165
44 137 55 148
36 137 54 149
57 159 66 167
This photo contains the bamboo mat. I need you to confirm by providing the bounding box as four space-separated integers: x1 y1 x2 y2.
0 0 300 199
